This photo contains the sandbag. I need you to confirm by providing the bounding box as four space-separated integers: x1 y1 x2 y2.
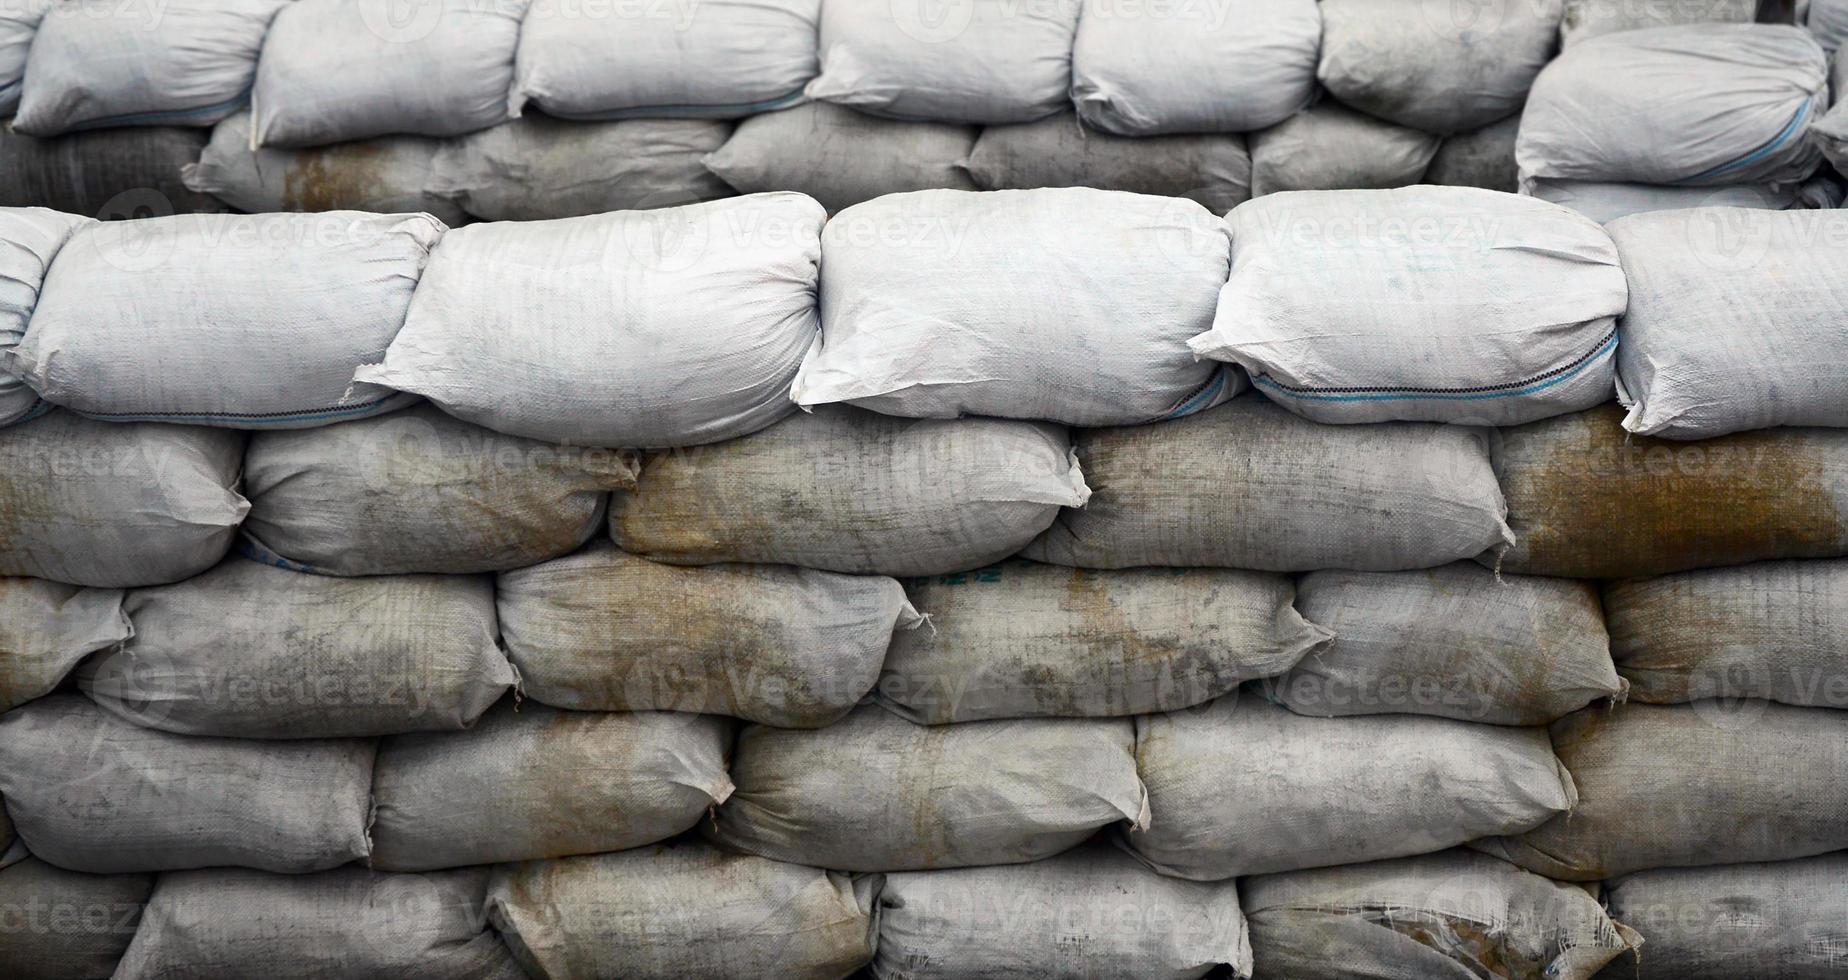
1070 0 1319 135
964 113 1252 213
701 101 977 212
0 0 47 117
1517 25 1826 190
1026 396 1511 571
79 558 512 738
0 125 223 215
1814 0 1848 52
1489 403 1848 578
796 187 1234 425
250 0 521 147
0 857 152 980
1608 207 1848 438
880 561 1328 724
1475 701 1848 879
613 406 1089 576
875 843 1252 980
806 0 1078 123
1528 178 1801 222
487 843 878 980
1604 560 1848 708
356 193 820 447
1193 187 1627 425
0 577 130 713
1602 855 1848 979
498 540 921 727
1561 0 1758 46
513 0 815 120
1249 100 1439 197
15 211 442 427
115 866 524 980
0 205 88 425
426 114 734 221
0 411 247 588
1423 114 1521 192
1272 563 1621 726
711 705 1144 871
0 694 373 874
370 701 733 871
12 0 287 135
241 403 634 576
1244 850 1636 980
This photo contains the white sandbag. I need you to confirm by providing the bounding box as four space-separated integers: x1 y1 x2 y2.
875 843 1252 980
1604 854 1848 979
1026 397 1511 571
427 114 734 222
1814 0 1848 52
0 411 248 588
513 0 816 120
115 866 525 980
1474 701 1848 879
1608 207 1848 438
806 0 1078 123
1272 563 1621 726
710 705 1144 871
12 0 288 135
1131 696 1574 880
1318 0 1559 133
701 101 977 212
1423 115 1521 192
14 211 442 427
498 541 921 727
370 701 732 871
80 558 512 738
1193 187 1627 426
0 694 373 874
1248 100 1440 197
0 124 223 216
487 843 878 980
1517 25 1826 190
1528 178 1800 222
0 0 49 117
880 561 1328 724
964 113 1253 213
0 576 130 713
1070 0 1319 135
1561 0 1757 46
0 857 152 980
241 403 634 576
355 193 820 447
796 188 1234 425
0 205 88 425
613 407 1090 576
250 0 522 147
1244 850 1636 980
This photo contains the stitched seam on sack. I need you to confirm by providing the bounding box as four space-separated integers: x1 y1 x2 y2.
72 394 401 424
58 88 252 132
1252 328 1616 402
1161 370 1229 419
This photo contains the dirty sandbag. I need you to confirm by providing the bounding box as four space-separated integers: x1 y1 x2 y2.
370 701 733 871
880 561 1328 724
1248 100 1439 197
1603 854 1848 979
0 125 224 215
1423 114 1520 193
1526 178 1801 223
0 205 88 426
0 0 49 117
0 857 152 980
963 113 1252 213
0 576 129 713
1560 0 1757 46
497 540 921 727
701 101 977 212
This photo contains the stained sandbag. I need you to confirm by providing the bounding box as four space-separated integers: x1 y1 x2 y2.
487 843 878 980
0 695 373 874
497 541 920 727
370 701 732 871
0 205 88 425
1488 403 1848 578
0 125 224 215
241 403 634 576
0 857 152 980
1192 187 1627 425
1249 100 1439 197
795 187 1234 425
963 113 1252 212
1026 397 1510 572
1608 207 1848 438
1423 114 1521 192
701 101 978 212
356 193 820 447
1602 855 1848 979
1528 178 1800 222
876 843 1252 980
1271 563 1621 726
1244 850 1636 980
0 0 48 117
613 407 1089 576
880 561 1328 724
80 558 512 738
115 866 524 980
0 411 247 588
1561 0 1757 46
1070 0 1319 135
711 706 1144 871
250 0 521 147
14 211 442 427
0 577 129 713
1475 701 1848 879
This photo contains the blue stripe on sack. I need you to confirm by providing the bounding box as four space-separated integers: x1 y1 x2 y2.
1161 370 1229 420
236 536 324 574
1255 333 1618 404
1685 96 1814 183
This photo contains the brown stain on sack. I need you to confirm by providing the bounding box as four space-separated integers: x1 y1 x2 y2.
283 144 390 212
